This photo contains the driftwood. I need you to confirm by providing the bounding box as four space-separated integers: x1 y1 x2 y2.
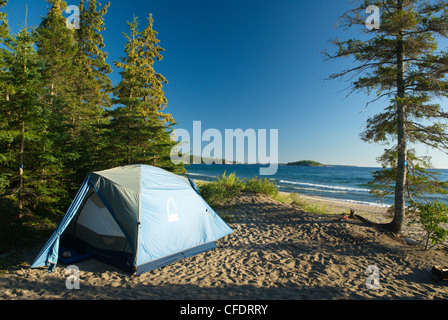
337 209 390 230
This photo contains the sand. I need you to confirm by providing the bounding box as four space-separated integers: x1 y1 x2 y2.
1 192 448 300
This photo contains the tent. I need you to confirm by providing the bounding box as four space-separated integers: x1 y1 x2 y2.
31 164 233 275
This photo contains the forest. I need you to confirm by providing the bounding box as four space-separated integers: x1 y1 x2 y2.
0 0 184 249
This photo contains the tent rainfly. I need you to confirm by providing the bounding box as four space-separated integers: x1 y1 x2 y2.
31 164 233 275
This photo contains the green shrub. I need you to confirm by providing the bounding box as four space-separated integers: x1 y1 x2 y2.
198 172 279 206
199 172 245 206
244 177 278 197
415 200 448 250
219 172 245 192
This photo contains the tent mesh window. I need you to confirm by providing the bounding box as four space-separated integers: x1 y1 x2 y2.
64 190 131 254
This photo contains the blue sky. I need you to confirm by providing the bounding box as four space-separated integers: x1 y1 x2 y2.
5 0 448 168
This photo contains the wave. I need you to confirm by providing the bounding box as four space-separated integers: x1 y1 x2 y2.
186 172 217 179
336 198 390 208
278 180 370 193
288 186 348 194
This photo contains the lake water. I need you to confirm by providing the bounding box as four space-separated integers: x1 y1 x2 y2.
185 164 448 207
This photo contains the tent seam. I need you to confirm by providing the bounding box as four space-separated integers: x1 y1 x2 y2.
87 179 137 272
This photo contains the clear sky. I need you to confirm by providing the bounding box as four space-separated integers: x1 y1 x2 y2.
5 0 448 168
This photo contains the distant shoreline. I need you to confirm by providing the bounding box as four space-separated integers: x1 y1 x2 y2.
187 163 377 169
186 163 448 170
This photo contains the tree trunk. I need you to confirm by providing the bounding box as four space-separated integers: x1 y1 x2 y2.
18 118 25 210
19 28 27 210
390 0 407 234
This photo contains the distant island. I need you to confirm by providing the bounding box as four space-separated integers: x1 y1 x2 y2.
287 160 325 167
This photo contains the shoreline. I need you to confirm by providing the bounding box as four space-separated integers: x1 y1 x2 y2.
194 178 391 217
188 174 393 213
278 191 390 217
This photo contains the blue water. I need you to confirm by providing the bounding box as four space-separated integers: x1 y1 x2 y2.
185 164 448 207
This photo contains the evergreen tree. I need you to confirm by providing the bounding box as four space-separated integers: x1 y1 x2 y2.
35 0 82 212
75 0 112 111
35 0 79 148
0 0 8 38
0 0 11 193
72 0 113 176
325 0 448 233
37 0 79 103
107 15 181 173
1 24 53 210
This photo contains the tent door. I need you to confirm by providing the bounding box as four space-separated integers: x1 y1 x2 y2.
62 190 134 273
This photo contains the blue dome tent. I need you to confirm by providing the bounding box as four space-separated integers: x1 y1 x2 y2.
31 165 233 275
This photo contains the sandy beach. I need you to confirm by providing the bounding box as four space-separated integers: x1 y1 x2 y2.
1 192 448 300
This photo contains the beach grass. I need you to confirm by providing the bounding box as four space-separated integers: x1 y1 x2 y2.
197 172 279 206
272 192 331 215
197 173 342 216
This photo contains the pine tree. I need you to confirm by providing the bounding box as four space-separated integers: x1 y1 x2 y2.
72 0 113 176
0 0 8 38
369 148 448 204
35 0 79 145
37 0 79 102
0 0 11 193
35 0 82 212
325 0 448 233
107 15 181 173
1 23 52 210
75 0 112 111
